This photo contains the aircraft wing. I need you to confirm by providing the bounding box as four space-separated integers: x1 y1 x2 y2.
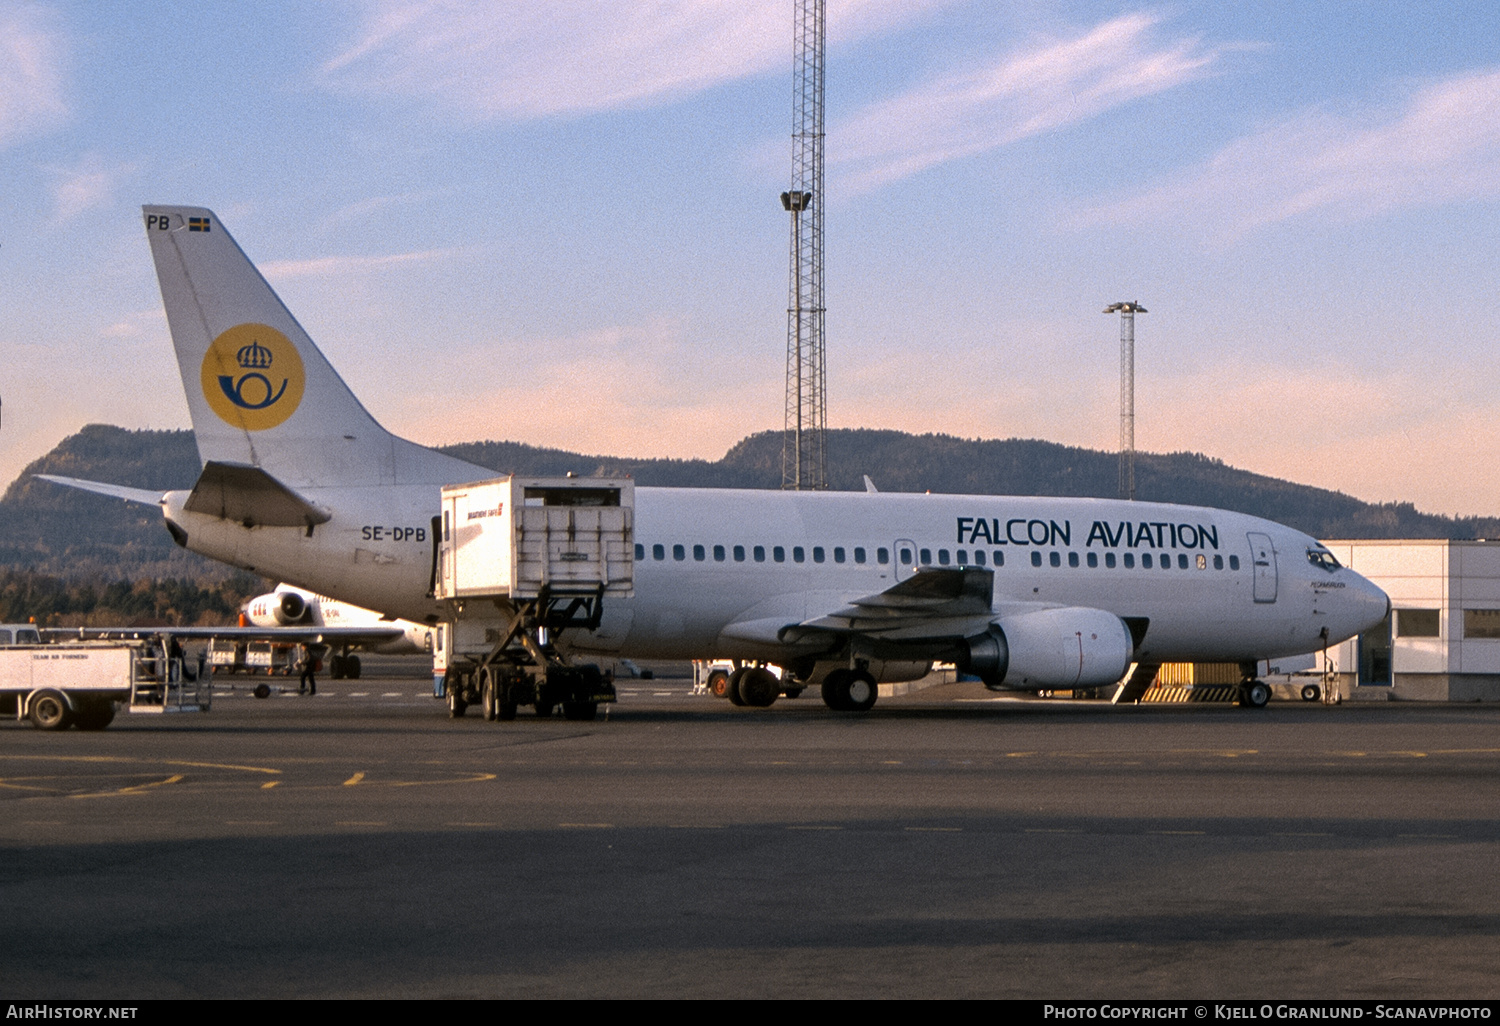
719 568 998 649
43 625 407 646
35 475 168 505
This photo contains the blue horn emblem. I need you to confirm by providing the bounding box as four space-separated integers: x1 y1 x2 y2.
219 338 288 410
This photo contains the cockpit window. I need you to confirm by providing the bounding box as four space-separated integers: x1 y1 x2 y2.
1307 548 1341 572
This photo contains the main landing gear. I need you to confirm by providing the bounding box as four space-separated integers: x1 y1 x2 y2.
821 668 878 712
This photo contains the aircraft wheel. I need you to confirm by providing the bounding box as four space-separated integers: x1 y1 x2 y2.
821 669 853 711
1241 680 1271 709
740 668 779 707
29 690 72 731
1301 684 1321 702
253 683 271 699
346 656 360 680
562 701 598 721
706 670 730 699
329 655 345 680
73 699 116 731
480 671 497 722
846 671 878 712
726 668 748 707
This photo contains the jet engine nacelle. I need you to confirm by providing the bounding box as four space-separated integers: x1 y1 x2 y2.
244 590 312 627
962 607 1133 691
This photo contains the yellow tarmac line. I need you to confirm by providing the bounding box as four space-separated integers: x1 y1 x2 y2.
163 760 280 775
72 773 185 798
343 771 365 786
260 781 279 789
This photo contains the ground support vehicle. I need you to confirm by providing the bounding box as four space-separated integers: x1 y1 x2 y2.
1 639 211 730
434 476 634 722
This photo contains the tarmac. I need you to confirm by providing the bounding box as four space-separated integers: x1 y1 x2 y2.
3 657 1499 998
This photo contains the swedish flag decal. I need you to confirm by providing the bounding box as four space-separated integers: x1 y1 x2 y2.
188 216 211 232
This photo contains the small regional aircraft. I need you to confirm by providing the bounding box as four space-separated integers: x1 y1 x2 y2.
40 206 1389 712
241 583 435 677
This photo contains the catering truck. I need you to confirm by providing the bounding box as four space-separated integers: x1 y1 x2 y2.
434 475 633 722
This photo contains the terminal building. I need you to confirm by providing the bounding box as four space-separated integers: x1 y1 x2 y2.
1323 539 1500 702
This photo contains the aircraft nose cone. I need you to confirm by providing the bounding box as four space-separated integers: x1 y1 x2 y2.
1347 572 1390 635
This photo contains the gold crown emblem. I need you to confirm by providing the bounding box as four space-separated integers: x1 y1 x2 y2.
236 339 273 369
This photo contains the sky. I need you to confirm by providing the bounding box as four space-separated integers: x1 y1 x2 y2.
2 1 1499 515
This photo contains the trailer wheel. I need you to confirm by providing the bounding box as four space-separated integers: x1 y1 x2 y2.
480 671 497 721
1240 680 1272 709
739 668 779 707
706 670 730 698
29 690 72 731
72 700 116 731
1301 684 1321 702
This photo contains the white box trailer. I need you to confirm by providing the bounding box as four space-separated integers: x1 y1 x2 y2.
1 639 211 730
436 476 634 602
435 476 634 722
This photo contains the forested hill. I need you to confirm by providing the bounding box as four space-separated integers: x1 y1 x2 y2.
4 423 1498 582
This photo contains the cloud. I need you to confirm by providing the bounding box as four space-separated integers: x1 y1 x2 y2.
1076 66 1500 241
47 153 133 222
828 12 1228 194
260 247 465 279
0 1 67 147
321 0 949 119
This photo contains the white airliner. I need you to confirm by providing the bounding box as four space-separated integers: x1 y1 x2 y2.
241 584 434 677
42 206 1389 712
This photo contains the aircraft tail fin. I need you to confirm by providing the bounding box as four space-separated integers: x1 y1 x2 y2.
142 206 480 490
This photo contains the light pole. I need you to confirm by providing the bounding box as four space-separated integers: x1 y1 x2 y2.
1104 301 1146 501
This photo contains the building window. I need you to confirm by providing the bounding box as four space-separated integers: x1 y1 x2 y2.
1397 609 1440 638
1463 609 1500 639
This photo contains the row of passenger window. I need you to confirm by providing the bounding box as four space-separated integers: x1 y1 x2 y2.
635 542 1241 572
1032 550 1240 570
636 543 889 565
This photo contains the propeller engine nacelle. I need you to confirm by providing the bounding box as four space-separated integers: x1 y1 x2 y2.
244 590 313 627
960 607 1134 691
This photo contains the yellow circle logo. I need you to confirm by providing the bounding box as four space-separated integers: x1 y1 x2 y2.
200 323 305 431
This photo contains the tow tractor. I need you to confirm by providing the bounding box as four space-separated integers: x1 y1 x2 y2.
433 476 634 722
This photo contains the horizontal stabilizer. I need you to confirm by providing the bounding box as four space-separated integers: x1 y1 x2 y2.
183 461 331 528
34 475 168 506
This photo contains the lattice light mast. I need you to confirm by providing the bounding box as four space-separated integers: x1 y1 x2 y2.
781 0 826 490
1104 302 1147 501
